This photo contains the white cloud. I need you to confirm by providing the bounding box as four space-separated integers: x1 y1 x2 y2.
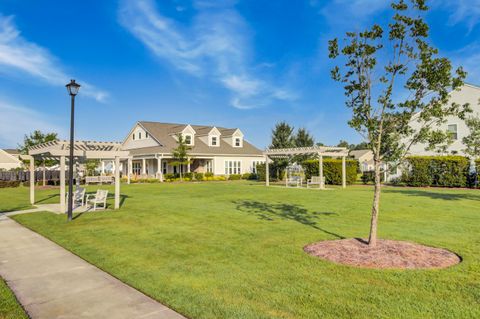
0 15 108 102
318 0 389 27
433 0 480 31
0 100 64 147
118 0 296 109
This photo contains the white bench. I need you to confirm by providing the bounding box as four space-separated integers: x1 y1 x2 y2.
307 176 323 188
100 176 114 184
286 176 302 188
85 176 100 185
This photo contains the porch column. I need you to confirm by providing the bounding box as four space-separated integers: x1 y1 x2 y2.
142 158 146 175
342 156 347 189
319 154 325 189
157 157 163 182
114 156 120 209
101 161 105 175
265 156 270 186
60 155 66 213
127 158 132 184
187 157 191 173
29 157 35 205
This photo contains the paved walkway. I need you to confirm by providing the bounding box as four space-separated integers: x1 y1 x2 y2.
0 214 186 319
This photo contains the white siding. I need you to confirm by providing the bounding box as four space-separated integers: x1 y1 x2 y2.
213 156 264 175
123 125 159 150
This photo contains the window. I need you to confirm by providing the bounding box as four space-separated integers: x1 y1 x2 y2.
162 161 167 174
211 136 218 146
234 137 241 147
206 160 213 173
132 133 135 140
132 162 141 175
184 134 192 145
146 132 149 138
225 160 241 175
138 132 142 139
252 161 260 173
447 124 458 140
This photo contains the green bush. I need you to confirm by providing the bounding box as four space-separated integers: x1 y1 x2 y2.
194 172 204 181
255 163 278 182
361 170 385 184
302 159 358 185
0 180 21 188
183 172 193 180
402 156 470 187
228 174 242 180
163 173 175 180
205 172 214 178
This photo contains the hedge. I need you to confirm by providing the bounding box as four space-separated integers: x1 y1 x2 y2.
0 180 21 188
402 156 470 187
302 159 358 185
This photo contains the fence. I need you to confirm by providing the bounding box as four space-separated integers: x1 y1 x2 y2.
0 170 61 183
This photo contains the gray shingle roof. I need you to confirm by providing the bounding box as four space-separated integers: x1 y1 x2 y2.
131 121 263 156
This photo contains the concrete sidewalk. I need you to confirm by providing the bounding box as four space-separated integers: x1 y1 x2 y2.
0 215 186 319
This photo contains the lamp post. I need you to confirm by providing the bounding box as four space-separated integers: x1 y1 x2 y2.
66 79 80 221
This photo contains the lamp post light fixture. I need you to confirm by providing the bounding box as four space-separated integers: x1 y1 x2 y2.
66 79 80 221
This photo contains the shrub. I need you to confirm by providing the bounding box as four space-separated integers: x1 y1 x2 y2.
228 174 242 180
241 173 252 180
183 172 193 180
255 163 277 182
402 156 470 187
213 175 227 181
194 172 204 181
0 180 21 188
361 170 385 185
302 159 358 185
205 172 214 178
164 173 175 180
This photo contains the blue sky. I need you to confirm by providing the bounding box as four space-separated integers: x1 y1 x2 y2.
0 0 479 149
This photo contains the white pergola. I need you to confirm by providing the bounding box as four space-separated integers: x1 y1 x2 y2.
263 146 350 189
27 140 130 212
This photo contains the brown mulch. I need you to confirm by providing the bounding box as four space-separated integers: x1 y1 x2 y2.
304 238 461 269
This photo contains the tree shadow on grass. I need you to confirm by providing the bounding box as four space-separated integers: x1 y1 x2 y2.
72 194 129 220
383 188 480 201
35 194 59 204
233 200 344 239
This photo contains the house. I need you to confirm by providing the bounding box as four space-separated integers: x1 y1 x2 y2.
350 149 374 172
121 121 265 178
0 149 22 170
407 83 480 156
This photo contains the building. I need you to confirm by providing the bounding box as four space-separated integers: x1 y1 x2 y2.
407 83 480 156
121 121 264 179
0 149 22 170
350 149 374 172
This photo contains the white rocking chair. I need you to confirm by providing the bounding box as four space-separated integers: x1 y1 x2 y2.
86 190 108 211
66 187 86 208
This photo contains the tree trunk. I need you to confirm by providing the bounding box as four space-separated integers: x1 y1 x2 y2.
368 159 382 247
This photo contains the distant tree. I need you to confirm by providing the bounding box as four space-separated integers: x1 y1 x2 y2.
171 133 192 181
463 116 480 159
85 159 100 176
294 127 315 162
270 122 295 179
18 130 58 186
337 140 350 148
328 0 469 247
351 142 370 150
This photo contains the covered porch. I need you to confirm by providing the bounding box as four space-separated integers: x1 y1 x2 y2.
27 140 130 213
124 155 214 181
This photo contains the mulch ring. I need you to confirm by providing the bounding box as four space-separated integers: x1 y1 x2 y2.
304 238 461 269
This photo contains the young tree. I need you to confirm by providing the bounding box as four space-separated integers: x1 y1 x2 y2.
18 130 58 186
337 140 350 148
270 122 295 179
171 133 192 181
328 0 469 247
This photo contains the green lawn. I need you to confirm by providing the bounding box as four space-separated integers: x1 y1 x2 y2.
0 279 28 319
2 182 480 318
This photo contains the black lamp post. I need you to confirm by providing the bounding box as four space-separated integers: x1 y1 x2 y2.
66 79 80 221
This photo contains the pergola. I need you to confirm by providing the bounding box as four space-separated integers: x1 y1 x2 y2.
27 140 130 212
263 146 349 189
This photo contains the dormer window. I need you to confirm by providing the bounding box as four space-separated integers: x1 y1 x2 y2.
132 134 135 140
138 132 142 139
145 132 149 138
210 136 219 146
184 134 193 145
234 137 242 147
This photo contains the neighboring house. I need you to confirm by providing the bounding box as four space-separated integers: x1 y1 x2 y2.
407 83 480 156
121 121 265 178
350 149 374 172
0 149 22 170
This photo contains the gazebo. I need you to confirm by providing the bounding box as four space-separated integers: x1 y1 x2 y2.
26 140 130 212
263 146 349 189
